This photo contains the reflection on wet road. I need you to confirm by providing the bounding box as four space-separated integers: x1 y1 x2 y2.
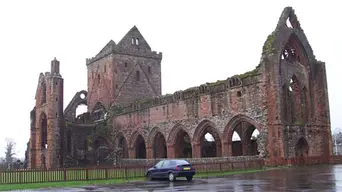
13 164 342 191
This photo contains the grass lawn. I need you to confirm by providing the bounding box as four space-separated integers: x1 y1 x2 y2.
0 167 278 191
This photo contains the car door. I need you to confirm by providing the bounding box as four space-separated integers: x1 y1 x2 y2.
152 160 164 178
159 160 170 178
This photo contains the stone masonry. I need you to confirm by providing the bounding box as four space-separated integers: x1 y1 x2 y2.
28 7 332 168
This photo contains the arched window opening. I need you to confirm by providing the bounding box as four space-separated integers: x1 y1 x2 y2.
201 133 217 157
136 71 140 81
135 135 146 159
148 66 151 74
40 113 48 168
75 104 88 118
136 38 139 45
118 136 128 158
41 82 47 104
232 131 242 156
250 129 260 156
281 34 308 66
92 102 106 122
231 121 259 156
94 137 109 164
131 38 135 44
153 132 167 158
196 123 222 158
286 17 293 28
174 130 192 158
288 76 302 124
40 113 48 149
295 138 309 157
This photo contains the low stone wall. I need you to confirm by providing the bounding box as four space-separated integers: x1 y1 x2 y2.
329 155 342 164
265 156 331 167
120 156 263 166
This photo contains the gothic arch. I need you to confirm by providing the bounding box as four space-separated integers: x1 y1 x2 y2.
92 101 106 112
38 112 48 149
147 127 167 158
92 101 106 121
115 132 129 158
193 120 221 142
280 33 309 66
129 131 144 148
93 136 110 163
147 127 162 146
193 119 222 157
274 7 315 64
168 124 192 158
129 131 147 159
167 123 190 144
41 80 47 105
224 114 261 156
224 114 261 142
282 75 308 124
295 137 309 157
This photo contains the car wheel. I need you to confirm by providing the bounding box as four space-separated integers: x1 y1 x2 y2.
146 172 153 181
168 172 175 182
186 176 193 181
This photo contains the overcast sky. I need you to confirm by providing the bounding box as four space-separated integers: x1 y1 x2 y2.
0 0 340 159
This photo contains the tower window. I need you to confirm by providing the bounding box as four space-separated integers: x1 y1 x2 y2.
125 63 127 68
136 38 139 45
136 71 140 81
97 74 101 83
148 66 151 74
131 38 135 44
237 91 242 97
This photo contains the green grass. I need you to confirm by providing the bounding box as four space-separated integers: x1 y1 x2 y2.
0 167 276 191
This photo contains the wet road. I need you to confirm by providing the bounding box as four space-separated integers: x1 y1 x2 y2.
14 164 342 191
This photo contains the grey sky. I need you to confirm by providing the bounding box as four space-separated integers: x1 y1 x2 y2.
0 0 340 158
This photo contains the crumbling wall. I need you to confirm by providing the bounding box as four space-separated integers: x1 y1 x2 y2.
64 90 88 122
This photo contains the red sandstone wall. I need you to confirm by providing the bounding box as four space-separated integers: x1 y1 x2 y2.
111 74 265 158
87 55 115 111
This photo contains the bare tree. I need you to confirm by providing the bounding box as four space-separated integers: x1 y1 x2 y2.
4 138 16 168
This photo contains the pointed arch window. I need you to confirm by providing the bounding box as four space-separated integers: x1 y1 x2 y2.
281 34 308 66
136 71 140 81
41 82 46 104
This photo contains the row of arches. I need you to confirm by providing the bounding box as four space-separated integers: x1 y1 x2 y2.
116 125 309 159
114 117 263 159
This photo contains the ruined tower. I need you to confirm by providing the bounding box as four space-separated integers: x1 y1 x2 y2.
86 26 163 116
262 7 332 164
29 58 64 169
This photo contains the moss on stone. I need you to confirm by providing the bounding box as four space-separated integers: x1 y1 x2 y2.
234 68 259 79
206 80 225 87
262 31 276 55
294 120 305 126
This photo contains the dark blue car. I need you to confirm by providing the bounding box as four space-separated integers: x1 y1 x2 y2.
145 159 196 182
